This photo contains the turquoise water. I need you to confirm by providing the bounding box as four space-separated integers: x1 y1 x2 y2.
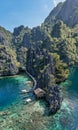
0 69 78 130
0 75 33 111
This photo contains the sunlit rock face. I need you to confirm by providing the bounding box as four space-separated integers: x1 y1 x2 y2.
45 0 78 27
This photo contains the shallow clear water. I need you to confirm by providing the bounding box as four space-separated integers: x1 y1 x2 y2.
0 69 78 130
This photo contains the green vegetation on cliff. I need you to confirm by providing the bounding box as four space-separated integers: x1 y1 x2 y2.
1 0 78 114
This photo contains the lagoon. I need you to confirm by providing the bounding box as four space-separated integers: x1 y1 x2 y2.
0 69 78 130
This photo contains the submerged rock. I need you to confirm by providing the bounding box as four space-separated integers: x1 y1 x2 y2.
0 111 8 116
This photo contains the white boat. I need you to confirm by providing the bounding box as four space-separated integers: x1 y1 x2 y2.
21 89 28 94
25 98 32 102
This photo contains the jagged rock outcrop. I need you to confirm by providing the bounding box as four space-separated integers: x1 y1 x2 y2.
26 43 63 114
46 85 62 114
0 26 20 76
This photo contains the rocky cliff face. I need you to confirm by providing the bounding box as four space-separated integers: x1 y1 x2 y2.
44 2 63 28
0 27 20 76
57 0 78 27
45 0 78 27
26 47 55 87
0 45 19 76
